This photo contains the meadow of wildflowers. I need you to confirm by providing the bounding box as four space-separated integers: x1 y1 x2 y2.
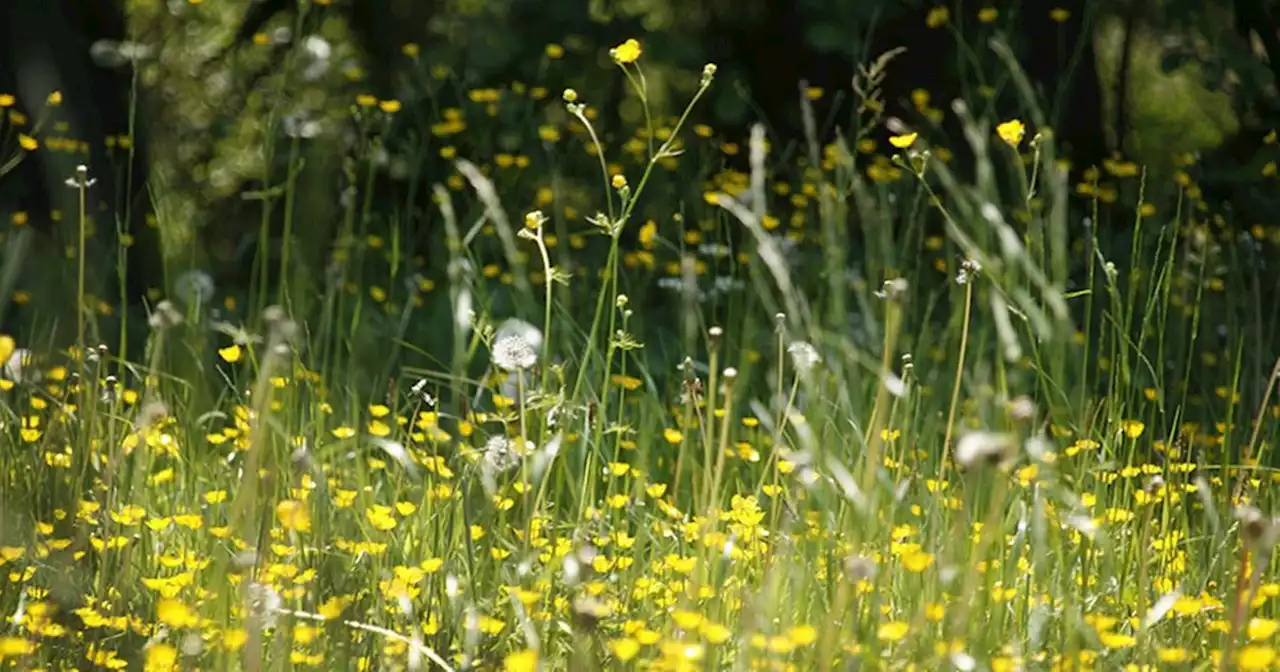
2 15 1280 672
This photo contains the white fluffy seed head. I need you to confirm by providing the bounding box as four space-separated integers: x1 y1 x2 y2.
483 435 520 473
492 334 536 372
787 341 821 372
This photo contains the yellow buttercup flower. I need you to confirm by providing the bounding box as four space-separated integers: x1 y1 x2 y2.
877 620 909 642
276 500 312 532
503 649 537 672
926 6 950 28
612 39 642 64
638 220 657 248
1121 419 1145 439
217 344 242 363
889 132 918 149
997 119 1026 147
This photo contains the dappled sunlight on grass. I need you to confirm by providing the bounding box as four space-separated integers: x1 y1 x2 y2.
2 14 1280 672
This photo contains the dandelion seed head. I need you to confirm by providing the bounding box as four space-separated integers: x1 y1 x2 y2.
174 269 216 306
875 278 909 300
244 582 282 629
787 341 821 372
1008 396 1036 421
496 317 543 350
492 333 537 371
483 435 520 473
148 300 184 330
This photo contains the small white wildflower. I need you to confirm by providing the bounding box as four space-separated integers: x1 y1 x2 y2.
408 379 436 407
492 333 536 371
1008 395 1036 421
787 341 821 372
64 164 96 189
956 258 982 285
875 278 909 300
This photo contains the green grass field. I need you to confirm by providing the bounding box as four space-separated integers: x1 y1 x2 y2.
2 36 1279 671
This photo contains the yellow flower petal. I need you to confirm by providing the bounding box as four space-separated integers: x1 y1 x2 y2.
217 344 242 363
889 132 918 149
612 39 642 64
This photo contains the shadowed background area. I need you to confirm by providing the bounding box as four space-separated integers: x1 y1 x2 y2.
2 0 1279 376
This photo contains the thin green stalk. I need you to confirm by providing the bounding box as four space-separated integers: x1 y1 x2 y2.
942 280 974 479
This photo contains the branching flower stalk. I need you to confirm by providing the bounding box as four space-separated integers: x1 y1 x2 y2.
943 261 980 480
704 366 738 518
567 63 716 409
755 315 804 496
68 164 95 360
520 210 556 381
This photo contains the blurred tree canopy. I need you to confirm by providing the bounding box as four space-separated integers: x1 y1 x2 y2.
4 0 1280 319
